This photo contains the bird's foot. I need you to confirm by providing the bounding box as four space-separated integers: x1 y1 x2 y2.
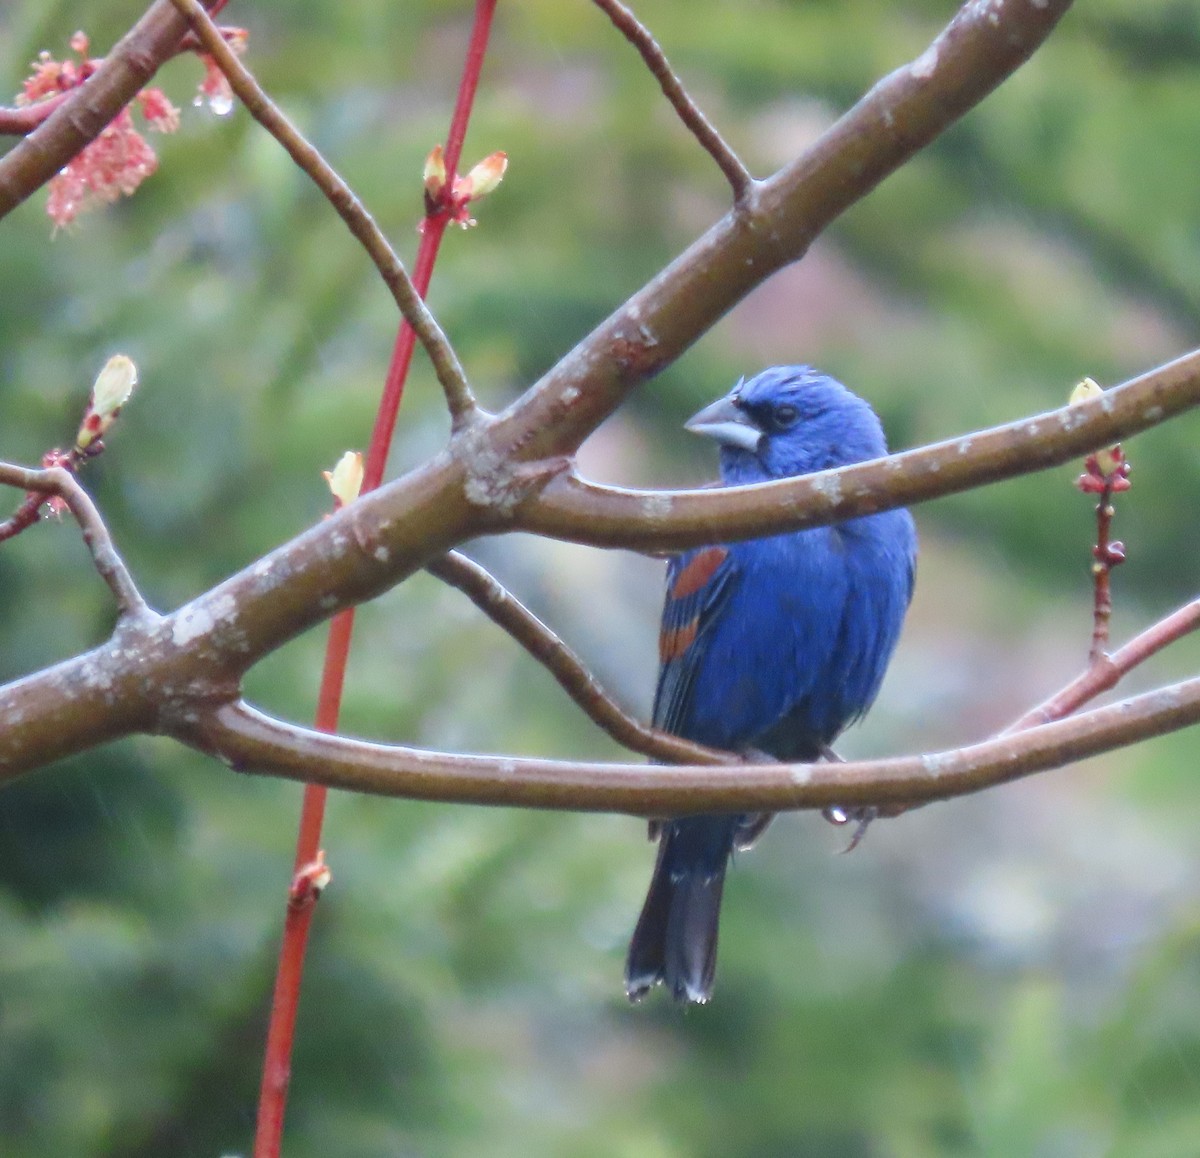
820 746 873 850
823 805 876 852
732 749 779 850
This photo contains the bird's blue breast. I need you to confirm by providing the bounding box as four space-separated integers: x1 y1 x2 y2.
659 508 914 759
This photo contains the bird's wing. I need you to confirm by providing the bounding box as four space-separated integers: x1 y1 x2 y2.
652 546 739 737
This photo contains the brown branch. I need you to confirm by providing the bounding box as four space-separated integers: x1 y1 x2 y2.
0 0 1187 834
164 0 477 430
1006 597 1200 734
0 462 151 620
427 551 731 765
589 0 752 201
0 1 226 218
182 676 1200 814
519 349 1200 550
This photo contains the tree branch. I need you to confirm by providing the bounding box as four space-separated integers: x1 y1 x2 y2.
183 677 1200 815
164 0 478 430
519 349 1200 549
427 551 731 765
0 462 151 621
0 0 1100 790
589 0 752 201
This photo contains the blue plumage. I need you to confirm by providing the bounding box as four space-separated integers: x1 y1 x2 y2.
626 366 917 1004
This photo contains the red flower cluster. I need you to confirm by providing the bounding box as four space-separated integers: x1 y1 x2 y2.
17 26 249 230
18 32 180 229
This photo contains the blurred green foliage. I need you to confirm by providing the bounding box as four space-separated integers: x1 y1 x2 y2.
3 1 1200 1155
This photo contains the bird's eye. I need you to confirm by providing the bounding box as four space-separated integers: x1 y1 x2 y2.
774 404 798 426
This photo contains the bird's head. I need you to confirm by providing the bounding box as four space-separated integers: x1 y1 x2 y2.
685 366 890 483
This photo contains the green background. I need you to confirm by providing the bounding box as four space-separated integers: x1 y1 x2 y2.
3 1 1200 1155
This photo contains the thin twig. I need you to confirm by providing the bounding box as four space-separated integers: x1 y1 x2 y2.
1088 479 1123 663
164 0 478 430
589 0 752 202
0 462 151 620
427 551 732 765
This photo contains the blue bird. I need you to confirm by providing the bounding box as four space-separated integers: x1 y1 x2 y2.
625 366 917 1004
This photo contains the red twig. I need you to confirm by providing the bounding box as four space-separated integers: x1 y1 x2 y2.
1089 484 1117 662
253 609 350 1155
253 4 498 1155
0 489 51 542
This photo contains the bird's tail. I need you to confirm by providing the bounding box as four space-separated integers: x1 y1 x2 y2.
625 816 737 1004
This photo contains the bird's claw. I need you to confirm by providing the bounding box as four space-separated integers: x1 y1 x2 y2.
822 805 876 852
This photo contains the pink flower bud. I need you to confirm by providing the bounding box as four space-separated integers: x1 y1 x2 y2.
457 151 507 201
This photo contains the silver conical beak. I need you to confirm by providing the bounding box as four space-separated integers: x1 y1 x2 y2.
684 394 762 452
